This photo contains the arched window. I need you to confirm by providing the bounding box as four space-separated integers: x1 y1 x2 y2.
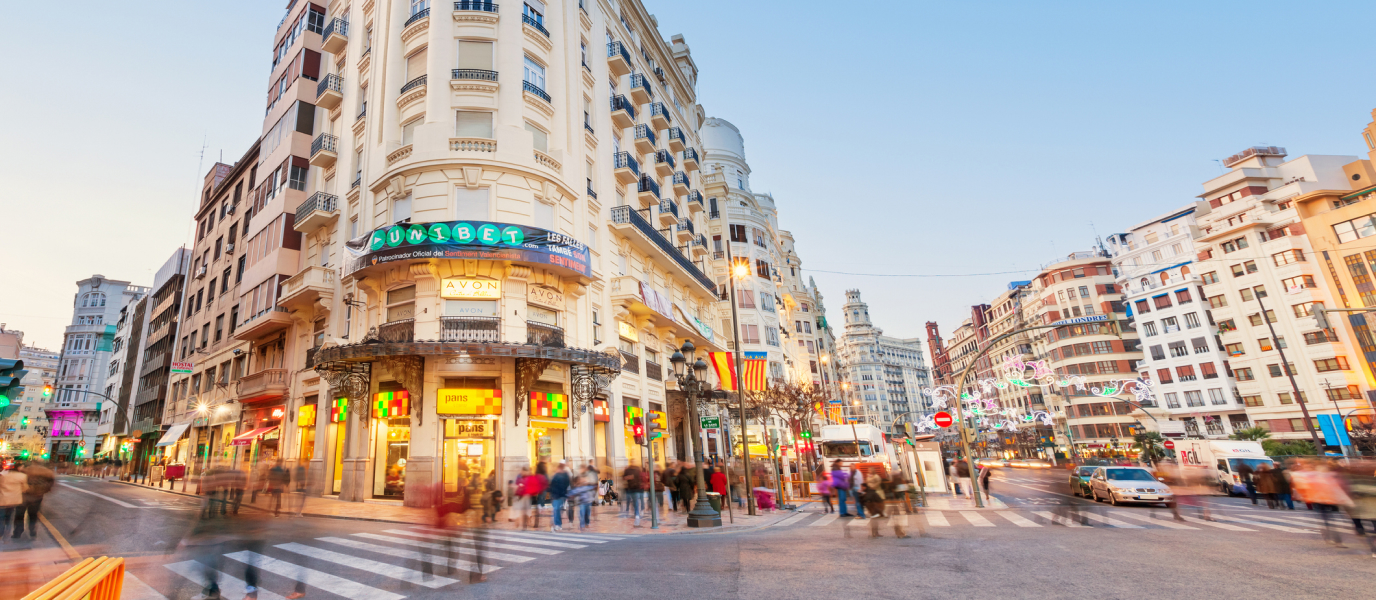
1180 265 1191 277
1160 272 1169 284
1139 278 1150 289
81 292 106 308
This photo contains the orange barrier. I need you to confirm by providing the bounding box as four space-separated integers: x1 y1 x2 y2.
22 556 125 600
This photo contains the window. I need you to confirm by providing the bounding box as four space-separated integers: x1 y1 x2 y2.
1149 345 1165 360
729 224 746 242
1234 367 1254 381
1303 330 1334 345
1184 312 1201 329
1142 322 1158 336
1293 302 1320 318
1201 271 1219 285
1164 392 1180 408
1176 365 1197 381
1184 390 1204 407
525 122 549 152
1168 341 1188 357
1242 395 1264 407
214 314 224 343
386 285 416 322
1162 316 1179 332
1208 295 1227 309
1277 392 1308 405
737 289 755 309
765 327 779 346
1154 295 1172 309
1282 275 1317 291
534 201 554 228
1221 237 1249 253
760 293 775 312
741 324 760 344
755 259 771 279
455 187 488 220
1231 263 1245 277
457 39 494 72
1192 337 1210 354
1134 299 1150 314
1272 249 1305 266
401 117 421 146
1156 368 1173 383
523 56 546 90
1253 285 1267 299
1257 337 1273 352
393 192 412 223
1267 364 1284 377
1333 213 1376 243
1315 357 1350 372
1225 343 1244 356
1327 385 1362 401
456 110 494 138
1200 362 1218 379
1175 289 1192 304
1239 288 1254 302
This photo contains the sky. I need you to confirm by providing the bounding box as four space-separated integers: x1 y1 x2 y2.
3 0 1375 356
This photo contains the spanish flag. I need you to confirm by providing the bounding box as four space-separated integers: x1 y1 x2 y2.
709 352 738 391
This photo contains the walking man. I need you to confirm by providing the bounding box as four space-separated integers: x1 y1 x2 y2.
13 461 53 539
548 461 571 532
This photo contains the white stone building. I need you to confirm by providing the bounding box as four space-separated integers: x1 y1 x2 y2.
836 290 930 434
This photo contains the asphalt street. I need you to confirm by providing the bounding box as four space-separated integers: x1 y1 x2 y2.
4 471 1374 599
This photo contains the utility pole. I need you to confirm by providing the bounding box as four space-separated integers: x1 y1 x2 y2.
1253 293 1323 449
724 236 756 515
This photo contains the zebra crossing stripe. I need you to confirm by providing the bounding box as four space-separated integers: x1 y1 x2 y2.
353 533 536 563
386 529 565 555
995 512 1042 527
846 516 871 528
1078 512 1143 528
810 514 839 527
488 530 617 543
1108 511 1198 529
1209 515 1316 534
776 513 810 527
164 561 288 600
275 543 458 588
960 511 995 527
120 572 167 600
1174 515 1253 531
1031 511 1087 527
925 512 950 527
318 537 499 574
223 551 404 600
407 526 588 549
1243 513 1326 527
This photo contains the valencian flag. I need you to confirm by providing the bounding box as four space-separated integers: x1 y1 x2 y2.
741 352 768 391
709 352 767 391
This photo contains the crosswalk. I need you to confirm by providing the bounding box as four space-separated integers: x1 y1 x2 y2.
159 526 637 598
767 509 1329 534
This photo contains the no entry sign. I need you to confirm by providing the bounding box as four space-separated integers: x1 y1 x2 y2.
933 411 954 428
1163 440 1175 450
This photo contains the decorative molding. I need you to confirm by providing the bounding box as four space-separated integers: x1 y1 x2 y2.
522 23 554 53
323 166 336 181
443 357 497 365
450 138 497 152
361 0 374 16
346 184 361 204
523 91 555 118
505 265 532 281
357 52 371 76
533 150 562 173
379 355 425 425
386 145 414 166
397 85 427 109
579 8 593 31
453 10 499 26
400 17 430 45
584 128 597 151
461 166 483 189
450 79 499 94
515 357 553 426
352 116 366 138
581 67 595 90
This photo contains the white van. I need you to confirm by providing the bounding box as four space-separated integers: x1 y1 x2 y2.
1176 440 1273 495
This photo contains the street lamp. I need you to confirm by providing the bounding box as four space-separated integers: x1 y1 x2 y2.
669 339 722 527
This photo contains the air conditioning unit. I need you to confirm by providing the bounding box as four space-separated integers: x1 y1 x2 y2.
226 204 236 215
194 265 207 279
225 243 235 254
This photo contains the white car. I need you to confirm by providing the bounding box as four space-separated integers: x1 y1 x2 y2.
1089 467 1174 506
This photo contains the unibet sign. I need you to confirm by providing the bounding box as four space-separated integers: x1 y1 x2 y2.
372 222 525 250
349 219 591 277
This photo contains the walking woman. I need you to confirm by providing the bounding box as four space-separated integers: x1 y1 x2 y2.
815 469 834 514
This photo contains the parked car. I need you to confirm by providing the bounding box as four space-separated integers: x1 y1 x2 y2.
1089 467 1174 506
1069 466 1096 497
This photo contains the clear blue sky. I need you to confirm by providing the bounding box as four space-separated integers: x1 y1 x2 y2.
2 0 1374 354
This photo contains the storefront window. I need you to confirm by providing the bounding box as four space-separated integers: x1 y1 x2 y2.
439 378 501 501
298 396 318 462
372 385 411 498
529 386 568 467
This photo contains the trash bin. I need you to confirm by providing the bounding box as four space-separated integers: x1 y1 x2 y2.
706 492 722 513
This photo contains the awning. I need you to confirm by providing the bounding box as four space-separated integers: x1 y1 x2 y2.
155 422 192 447
529 418 567 430
229 426 279 446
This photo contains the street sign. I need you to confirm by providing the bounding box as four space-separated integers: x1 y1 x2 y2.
1048 315 1108 327
933 411 954 428
700 417 719 429
1163 440 1175 450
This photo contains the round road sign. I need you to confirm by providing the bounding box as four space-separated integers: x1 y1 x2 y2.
933 411 954 428
1163 440 1175 450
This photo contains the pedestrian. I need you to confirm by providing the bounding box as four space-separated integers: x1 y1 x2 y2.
480 470 501 524
1338 459 1376 557
1236 460 1257 505
250 461 270 504
1256 464 1278 509
861 474 887 538
849 466 867 518
676 461 698 513
623 463 645 525
512 466 533 530
831 461 853 517
665 463 681 511
571 467 597 531
266 460 290 517
12 461 53 539
815 469 834 514
547 461 570 532
978 463 992 501
1290 458 1351 548
0 462 27 541
710 464 729 501
955 457 973 500
1273 461 1295 510
949 458 962 497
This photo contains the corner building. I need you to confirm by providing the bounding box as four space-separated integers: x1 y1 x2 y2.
251 0 720 506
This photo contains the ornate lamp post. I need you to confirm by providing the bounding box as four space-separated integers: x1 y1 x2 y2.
669 339 722 528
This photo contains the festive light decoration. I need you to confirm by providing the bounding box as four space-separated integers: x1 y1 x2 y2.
532 392 568 419
330 397 349 423
373 391 410 419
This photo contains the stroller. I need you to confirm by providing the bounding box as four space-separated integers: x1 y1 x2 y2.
598 479 619 506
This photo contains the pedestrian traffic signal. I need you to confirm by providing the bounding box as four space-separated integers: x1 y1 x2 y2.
0 359 27 418
632 417 646 445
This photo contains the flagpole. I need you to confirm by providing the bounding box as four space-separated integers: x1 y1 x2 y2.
725 233 757 516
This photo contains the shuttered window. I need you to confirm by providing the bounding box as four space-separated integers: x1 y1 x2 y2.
455 111 493 138
406 49 428 81
457 41 493 70
525 122 548 152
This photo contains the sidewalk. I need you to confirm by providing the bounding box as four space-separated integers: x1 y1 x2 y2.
100 476 793 535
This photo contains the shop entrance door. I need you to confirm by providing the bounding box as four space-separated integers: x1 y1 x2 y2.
373 417 411 498
442 418 496 500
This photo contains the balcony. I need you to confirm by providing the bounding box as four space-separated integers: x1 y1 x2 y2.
649 102 672 130
682 148 700 171
238 369 288 403
672 172 690 197
667 127 686 153
658 198 679 227
621 351 640 374
613 152 640 185
455 1 499 14
316 73 344 110
637 175 660 207
279 265 336 311
441 316 501 342
379 319 415 343
523 80 551 104
690 234 709 259
294 191 339 232
629 73 653 105
633 124 656 154
309 133 338 168
609 205 715 293
610 95 636 129
404 8 431 30
321 18 348 54
686 190 704 214
522 13 549 37
654 150 675 177
645 361 663 381
527 321 565 348
607 41 632 77
452 69 499 93
675 218 694 243
401 74 428 96
234 307 292 341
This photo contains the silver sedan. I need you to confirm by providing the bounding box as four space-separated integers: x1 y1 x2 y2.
1088 467 1174 506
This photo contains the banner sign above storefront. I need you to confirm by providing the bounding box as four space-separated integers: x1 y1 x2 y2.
445 419 495 438
373 391 410 419
440 278 501 299
617 321 639 342
532 392 568 419
528 285 565 309
593 399 610 423
172 361 194 374
330 397 348 423
438 388 502 416
298 404 317 427
1049 315 1108 327
346 220 591 278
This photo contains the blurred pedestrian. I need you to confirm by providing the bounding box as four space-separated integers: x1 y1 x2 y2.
571 466 597 531
1339 459 1376 557
861 473 887 538
665 463 682 511
1273 461 1295 510
1256 464 1278 509
676 461 697 513
815 469 834 514
978 464 992 501
513 466 534 530
955 457 972 500
831 461 853 517
12 461 53 539
849 466 866 518
291 462 308 517
250 461 269 504
480 470 500 524
0 462 28 541
1290 458 1352 547
548 461 571 532
1236 460 1257 505
267 460 290 517
623 463 645 525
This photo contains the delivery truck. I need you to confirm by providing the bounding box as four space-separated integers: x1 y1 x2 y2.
1175 439 1274 495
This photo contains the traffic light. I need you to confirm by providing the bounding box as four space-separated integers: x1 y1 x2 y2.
19 449 29 460
20 416 28 427
1314 307 1330 330
0 360 27 419
646 414 664 440
632 417 646 445
42 385 52 398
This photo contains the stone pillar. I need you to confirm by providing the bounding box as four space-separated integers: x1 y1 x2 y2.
403 365 441 508
498 357 528 495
